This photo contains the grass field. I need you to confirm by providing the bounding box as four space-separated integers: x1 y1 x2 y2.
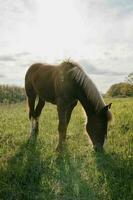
0 98 133 200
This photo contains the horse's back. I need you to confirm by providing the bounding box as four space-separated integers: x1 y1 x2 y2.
25 61 78 103
25 61 75 88
25 63 53 80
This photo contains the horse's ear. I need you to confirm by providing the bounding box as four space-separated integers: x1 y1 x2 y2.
104 103 112 111
99 103 113 121
100 103 112 114
107 103 112 109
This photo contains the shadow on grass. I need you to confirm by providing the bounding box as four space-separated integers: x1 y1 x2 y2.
55 148 97 200
94 152 133 200
3 136 132 200
0 139 97 200
0 138 43 199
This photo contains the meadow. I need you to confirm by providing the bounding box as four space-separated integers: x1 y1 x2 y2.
0 98 133 200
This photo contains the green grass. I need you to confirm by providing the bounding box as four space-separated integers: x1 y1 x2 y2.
0 98 133 200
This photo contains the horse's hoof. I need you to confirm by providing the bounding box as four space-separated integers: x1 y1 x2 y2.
30 127 38 137
56 145 63 153
93 145 104 153
29 131 37 140
28 134 37 144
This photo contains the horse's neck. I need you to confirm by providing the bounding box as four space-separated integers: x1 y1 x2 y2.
75 78 105 117
77 88 96 117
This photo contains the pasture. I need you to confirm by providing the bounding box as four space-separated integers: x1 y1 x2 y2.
0 98 133 200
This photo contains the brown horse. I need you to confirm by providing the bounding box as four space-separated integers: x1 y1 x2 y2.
25 61 112 152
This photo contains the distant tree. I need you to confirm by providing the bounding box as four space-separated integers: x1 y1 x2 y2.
125 72 133 85
0 85 26 103
107 82 133 97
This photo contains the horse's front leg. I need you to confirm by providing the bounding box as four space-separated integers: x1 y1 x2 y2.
56 105 67 152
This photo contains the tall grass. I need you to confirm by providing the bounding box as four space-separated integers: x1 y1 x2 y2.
0 98 132 200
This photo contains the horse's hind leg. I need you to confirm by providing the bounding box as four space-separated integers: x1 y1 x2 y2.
28 96 36 120
27 94 37 137
34 98 45 133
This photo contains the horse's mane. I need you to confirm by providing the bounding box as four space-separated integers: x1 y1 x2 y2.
62 61 105 112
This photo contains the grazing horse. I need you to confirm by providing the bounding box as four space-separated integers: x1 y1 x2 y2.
25 61 112 152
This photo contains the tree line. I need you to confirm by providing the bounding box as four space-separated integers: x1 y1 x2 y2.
0 85 26 103
107 82 133 97
107 72 133 97
0 73 132 103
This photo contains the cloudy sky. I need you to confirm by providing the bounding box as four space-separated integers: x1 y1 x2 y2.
0 0 133 92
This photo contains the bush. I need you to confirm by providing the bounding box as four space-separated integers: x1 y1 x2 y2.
0 85 26 103
107 82 133 97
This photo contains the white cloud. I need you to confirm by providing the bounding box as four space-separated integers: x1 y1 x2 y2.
0 0 133 91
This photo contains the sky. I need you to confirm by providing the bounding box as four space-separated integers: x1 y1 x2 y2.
0 0 133 92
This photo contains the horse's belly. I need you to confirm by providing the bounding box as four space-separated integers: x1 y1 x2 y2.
38 90 56 104
45 96 56 104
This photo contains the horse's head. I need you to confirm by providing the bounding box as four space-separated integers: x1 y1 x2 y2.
86 103 112 152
